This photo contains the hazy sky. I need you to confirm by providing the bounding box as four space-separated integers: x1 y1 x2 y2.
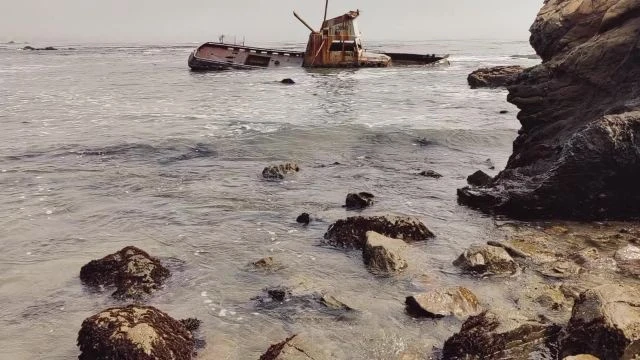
1 0 544 44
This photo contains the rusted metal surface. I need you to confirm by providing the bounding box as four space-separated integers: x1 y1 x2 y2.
301 10 391 68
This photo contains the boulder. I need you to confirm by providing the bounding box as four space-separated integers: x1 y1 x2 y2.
453 245 519 276
345 192 375 210
419 170 443 178
296 213 311 224
466 170 493 187
77 305 197 360
79 246 170 299
405 287 481 318
561 284 640 359
614 244 640 276
262 163 299 180
457 0 640 220
467 65 525 89
260 335 336 360
442 311 561 359
362 231 408 273
324 215 434 249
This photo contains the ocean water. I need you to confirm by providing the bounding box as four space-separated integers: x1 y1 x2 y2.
0 40 541 359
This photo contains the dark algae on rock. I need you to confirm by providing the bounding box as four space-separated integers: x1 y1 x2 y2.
79 246 170 299
77 305 197 360
458 0 640 220
324 215 434 249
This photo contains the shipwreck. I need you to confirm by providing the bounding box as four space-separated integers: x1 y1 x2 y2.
188 2 448 71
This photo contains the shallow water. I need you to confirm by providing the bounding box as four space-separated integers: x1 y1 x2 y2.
0 40 546 359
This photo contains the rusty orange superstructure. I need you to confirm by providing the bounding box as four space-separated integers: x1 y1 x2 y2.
302 10 390 68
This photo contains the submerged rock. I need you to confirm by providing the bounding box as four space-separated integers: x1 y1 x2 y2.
296 212 311 225
453 245 519 276
405 287 481 319
345 192 375 210
254 287 354 316
467 65 525 89
467 170 493 187
260 335 336 360
79 246 170 299
77 305 196 360
561 284 640 359
362 231 408 273
614 244 640 276
442 311 561 359
251 257 285 272
262 162 299 180
324 215 434 249
419 170 443 178
458 0 640 220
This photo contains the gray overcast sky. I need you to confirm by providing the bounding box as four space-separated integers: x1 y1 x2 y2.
1 0 544 44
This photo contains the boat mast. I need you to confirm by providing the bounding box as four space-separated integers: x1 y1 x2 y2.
323 0 329 25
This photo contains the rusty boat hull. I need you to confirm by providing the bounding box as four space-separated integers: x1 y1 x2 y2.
188 42 304 71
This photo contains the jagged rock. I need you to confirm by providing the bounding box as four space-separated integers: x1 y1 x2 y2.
453 245 519 276
467 65 525 89
561 284 640 359
467 170 493 187
262 163 299 179
324 215 434 249
458 0 640 220
419 170 443 178
77 305 196 360
362 231 408 273
260 335 336 360
280 78 295 84
345 192 375 209
296 213 311 224
79 246 170 299
405 287 481 318
442 311 561 359
614 244 640 276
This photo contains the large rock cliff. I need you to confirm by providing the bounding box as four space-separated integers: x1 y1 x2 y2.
458 0 640 219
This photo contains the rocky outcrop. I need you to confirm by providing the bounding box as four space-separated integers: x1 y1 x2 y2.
79 246 170 299
345 192 375 209
458 0 640 220
262 163 299 179
324 215 434 249
467 66 525 89
362 231 408 273
453 245 519 276
405 287 481 318
442 311 561 359
77 305 197 360
561 284 640 359
467 170 493 187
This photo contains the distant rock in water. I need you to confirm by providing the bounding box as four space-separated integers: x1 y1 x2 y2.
22 45 57 51
324 215 434 249
345 192 375 209
419 170 442 178
79 246 170 299
8 40 15 44
77 305 197 360
296 212 311 224
467 65 525 89
280 78 295 84
262 162 299 180
458 0 640 220
510 54 540 60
